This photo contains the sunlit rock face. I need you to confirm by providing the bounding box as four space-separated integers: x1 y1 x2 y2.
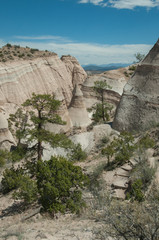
0 54 87 142
113 39 159 132
0 108 15 150
0 54 87 121
68 84 92 128
82 68 128 110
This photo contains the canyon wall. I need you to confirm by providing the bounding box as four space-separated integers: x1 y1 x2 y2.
0 54 87 146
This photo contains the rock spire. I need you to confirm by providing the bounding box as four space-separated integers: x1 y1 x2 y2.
113 39 159 132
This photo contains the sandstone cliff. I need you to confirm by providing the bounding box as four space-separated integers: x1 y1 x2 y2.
0 54 87 113
113 39 159 132
0 49 87 143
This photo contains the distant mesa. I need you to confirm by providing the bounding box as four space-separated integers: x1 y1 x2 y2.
113 39 159 132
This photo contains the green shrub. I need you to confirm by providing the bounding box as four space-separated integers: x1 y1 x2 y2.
1 167 24 194
6 43 12 48
90 103 113 123
37 156 88 215
101 136 109 144
126 179 144 202
18 53 25 58
30 48 39 54
67 143 87 162
14 45 20 49
0 149 10 167
102 131 136 169
13 176 38 204
10 145 28 163
138 134 155 150
124 71 129 77
128 65 136 71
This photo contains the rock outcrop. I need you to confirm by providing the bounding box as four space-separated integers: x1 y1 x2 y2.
0 52 87 144
61 55 87 87
113 39 159 132
68 84 91 128
0 108 15 150
0 55 86 113
82 68 128 109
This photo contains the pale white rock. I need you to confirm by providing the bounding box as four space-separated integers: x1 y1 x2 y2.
0 55 87 144
0 55 87 114
0 112 15 150
61 55 87 87
82 68 128 110
68 84 92 128
113 39 159 132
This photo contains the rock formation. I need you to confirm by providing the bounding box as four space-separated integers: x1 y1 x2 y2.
0 50 87 144
68 84 92 128
0 107 15 150
82 68 128 110
113 39 159 132
0 55 86 113
61 55 87 87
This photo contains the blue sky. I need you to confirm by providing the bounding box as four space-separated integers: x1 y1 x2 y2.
0 0 159 65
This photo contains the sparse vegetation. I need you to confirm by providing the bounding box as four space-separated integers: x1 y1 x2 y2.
134 52 145 63
94 188 159 240
67 143 87 162
88 80 113 123
0 44 55 62
102 131 136 169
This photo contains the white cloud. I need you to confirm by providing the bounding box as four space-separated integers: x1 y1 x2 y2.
78 0 159 9
109 0 159 9
78 0 105 6
14 35 72 42
0 36 152 65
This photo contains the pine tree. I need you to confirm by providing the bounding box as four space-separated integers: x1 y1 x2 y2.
9 93 71 162
89 81 113 123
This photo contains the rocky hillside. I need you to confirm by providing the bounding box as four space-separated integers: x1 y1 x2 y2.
113 39 159 132
0 44 56 62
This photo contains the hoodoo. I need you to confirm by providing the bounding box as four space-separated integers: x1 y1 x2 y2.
68 84 92 128
113 39 159 132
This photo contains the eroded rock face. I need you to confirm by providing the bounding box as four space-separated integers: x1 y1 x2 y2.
113 39 159 132
0 54 87 143
82 68 128 109
68 84 92 128
0 55 87 114
61 55 87 87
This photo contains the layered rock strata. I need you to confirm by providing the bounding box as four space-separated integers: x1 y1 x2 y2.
113 39 159 132
0 54 87 144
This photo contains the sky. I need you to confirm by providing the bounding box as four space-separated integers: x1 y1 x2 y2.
0 0 159 65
